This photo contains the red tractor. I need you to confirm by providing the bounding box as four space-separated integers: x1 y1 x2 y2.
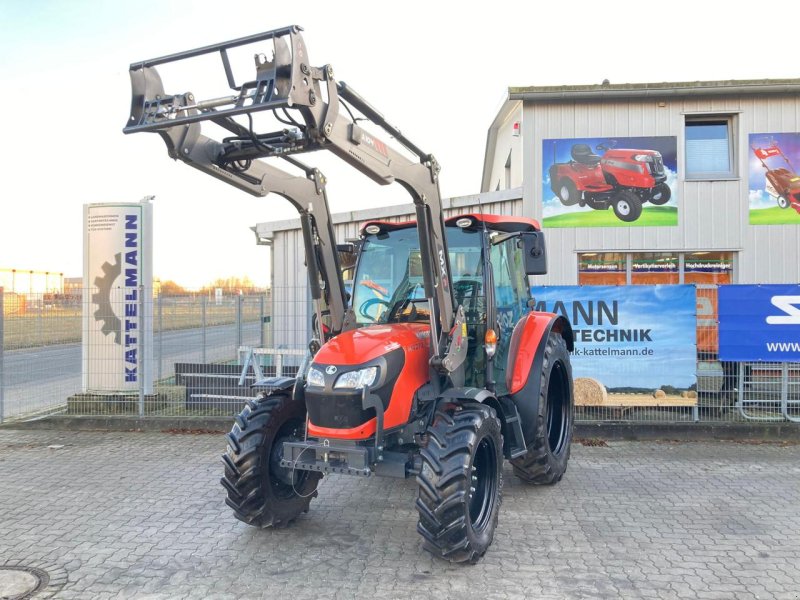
124 26 575 564
549 141 671 222
752 140 800 214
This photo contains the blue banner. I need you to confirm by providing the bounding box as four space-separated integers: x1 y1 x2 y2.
531 285 697 390
719 285 800 362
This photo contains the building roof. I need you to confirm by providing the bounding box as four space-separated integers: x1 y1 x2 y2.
508 78 800 102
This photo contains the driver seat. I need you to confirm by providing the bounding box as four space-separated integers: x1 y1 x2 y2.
570 144 601 166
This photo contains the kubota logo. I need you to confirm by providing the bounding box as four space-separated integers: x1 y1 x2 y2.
766 296 800 325
325 365 337 375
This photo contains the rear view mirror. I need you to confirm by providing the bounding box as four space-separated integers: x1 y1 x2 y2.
518 231 547 275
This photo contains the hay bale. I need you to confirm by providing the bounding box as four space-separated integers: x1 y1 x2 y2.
574 378 608 406
653 389 667 399
682 390 698 399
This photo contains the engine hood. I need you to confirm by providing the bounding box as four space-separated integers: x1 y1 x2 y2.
314 323 430 365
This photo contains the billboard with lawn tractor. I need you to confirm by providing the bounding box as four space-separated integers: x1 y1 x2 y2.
749 133 800 225
531 285 696 396
542 136 678 228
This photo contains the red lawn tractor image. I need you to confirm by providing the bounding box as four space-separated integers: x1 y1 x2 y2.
751 140 800 214
549 141 671 222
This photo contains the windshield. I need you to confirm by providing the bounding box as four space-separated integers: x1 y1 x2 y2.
352 226 484 325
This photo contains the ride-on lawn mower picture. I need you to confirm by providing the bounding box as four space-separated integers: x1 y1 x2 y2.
751 138 800 214
543 136 678 227
549 140 670 222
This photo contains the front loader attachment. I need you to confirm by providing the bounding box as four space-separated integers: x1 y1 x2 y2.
123 24 461 388
125 25 314 135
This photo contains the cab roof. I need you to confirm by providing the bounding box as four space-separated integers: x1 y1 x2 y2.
360 213 540 235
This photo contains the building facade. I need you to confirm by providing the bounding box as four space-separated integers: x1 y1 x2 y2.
481 78 800 287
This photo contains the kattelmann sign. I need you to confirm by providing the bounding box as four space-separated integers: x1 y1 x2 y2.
531 285 696 390
82 200 153 393
719 285 800 362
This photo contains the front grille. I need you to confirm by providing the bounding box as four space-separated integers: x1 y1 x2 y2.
306 389 374 429
650 156 665 176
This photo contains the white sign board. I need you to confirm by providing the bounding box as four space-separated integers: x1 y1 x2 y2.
82 201 153 393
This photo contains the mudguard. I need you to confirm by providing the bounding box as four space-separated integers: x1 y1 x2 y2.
506 312 573 444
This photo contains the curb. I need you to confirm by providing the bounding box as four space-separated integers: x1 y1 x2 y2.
2 415 799 441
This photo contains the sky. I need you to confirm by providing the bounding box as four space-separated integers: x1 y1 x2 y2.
1 0 799 290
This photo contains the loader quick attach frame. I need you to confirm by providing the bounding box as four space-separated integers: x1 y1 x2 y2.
124 25 466 388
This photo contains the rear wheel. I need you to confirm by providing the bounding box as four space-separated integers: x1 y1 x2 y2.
649 182 671 205
221 393 321 528
416 403 503 563
778 195 790 209
612 189 643 222
511 333 574 485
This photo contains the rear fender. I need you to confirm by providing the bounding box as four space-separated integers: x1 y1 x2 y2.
507 313 573 444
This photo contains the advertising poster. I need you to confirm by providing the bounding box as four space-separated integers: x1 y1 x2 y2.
748 133 800 224
542 136 678 228
531 285 696 391
719 284 800 362
82 201 153 393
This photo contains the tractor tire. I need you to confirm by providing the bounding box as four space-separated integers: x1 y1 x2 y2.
649 182 671 205
612 189 643 222
510 332 574 485
416 403 503 564
220 393 321 528
778 195 790 209
557 179 580 206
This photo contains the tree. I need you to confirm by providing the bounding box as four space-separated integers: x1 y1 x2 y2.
200 276 263 295
159 280 188 296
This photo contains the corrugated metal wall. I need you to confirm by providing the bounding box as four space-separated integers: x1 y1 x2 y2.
518 95 800 285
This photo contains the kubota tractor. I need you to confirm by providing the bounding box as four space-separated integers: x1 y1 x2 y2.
549 141 671 222
751 140 800 214
124 26 575 564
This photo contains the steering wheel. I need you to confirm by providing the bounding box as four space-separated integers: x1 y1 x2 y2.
454 278 480 302
359 297 390 321
388 297 429 322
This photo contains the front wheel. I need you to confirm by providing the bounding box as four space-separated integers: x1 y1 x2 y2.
510 332 574 485
649 182 671 205
612 189 643 222
416 403 503 564
778 195 790 209
220 393 321 528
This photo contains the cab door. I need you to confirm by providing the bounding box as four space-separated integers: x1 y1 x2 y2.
490 236 530 395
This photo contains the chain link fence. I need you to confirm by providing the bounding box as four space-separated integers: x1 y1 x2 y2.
1 285 798 424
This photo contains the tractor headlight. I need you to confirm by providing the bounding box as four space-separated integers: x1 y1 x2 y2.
334 367 378 390
633 154 653 163
307 367 325 387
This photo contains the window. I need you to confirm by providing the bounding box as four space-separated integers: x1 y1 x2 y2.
685 116 736 179
683 251 733 285
504 150 512 189
578 251 734 285
630 253 679 285
577 252 627 285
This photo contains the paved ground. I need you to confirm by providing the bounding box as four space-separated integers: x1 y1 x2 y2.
0 429 798 600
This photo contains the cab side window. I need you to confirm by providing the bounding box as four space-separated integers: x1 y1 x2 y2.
491 236 530 394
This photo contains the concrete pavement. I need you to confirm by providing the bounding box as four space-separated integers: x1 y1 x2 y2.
0 429 798 599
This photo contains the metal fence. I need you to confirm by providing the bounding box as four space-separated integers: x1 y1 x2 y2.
0 285 798 424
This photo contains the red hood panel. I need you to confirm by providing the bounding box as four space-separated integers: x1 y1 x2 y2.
315 323 431 365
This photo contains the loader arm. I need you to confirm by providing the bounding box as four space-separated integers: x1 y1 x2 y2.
123 25 459 379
